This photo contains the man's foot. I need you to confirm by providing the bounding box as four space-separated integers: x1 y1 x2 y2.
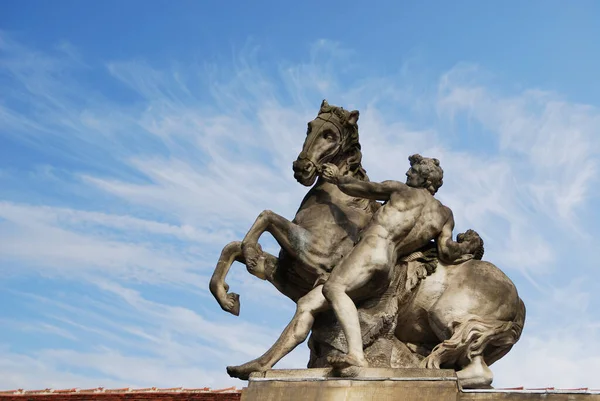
226 359 268 380
327 353 368 369
328 354 368 378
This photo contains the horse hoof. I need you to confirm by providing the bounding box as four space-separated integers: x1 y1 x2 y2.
456 356 493 389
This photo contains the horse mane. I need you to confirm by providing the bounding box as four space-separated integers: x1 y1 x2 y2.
319 103 375 212
342 145 370 181
318 103 369 182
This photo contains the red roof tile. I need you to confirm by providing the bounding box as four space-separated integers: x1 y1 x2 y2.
0 387 242 396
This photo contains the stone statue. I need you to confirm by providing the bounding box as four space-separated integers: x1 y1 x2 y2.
313 158 483 371
209 100 525 389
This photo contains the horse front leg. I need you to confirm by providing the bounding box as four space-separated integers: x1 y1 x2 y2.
242 209 320 274
210 240 283 316
210 241 242 315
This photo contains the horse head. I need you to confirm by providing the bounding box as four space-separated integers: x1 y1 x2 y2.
293 99 364 186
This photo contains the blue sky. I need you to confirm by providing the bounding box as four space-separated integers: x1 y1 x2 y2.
2 0 600 390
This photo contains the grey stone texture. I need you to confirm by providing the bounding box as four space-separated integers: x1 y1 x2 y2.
241 369 600 401
210 100 526 389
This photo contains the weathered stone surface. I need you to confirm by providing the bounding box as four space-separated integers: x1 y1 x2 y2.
210 100 526 389
461 391 600 400
252 368 457 380
242 368 458 401
242 370 600 401
241 380 457 401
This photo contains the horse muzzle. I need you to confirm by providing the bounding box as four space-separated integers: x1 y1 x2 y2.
293 158 318 186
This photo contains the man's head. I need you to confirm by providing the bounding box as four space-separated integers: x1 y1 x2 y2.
406 154 444 195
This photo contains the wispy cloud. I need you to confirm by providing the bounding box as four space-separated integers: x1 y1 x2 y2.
438 64 600 228
1 33 600 389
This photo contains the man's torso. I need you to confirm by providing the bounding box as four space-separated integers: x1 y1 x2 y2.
364 186 449 256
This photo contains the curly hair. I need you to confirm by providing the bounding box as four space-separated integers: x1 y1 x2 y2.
457 230 485 260
408 154 444 195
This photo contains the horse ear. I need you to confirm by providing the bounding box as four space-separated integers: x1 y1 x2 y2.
320 99 329 111
347 110 359 125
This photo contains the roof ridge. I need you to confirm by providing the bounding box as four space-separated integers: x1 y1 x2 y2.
0 387 242 396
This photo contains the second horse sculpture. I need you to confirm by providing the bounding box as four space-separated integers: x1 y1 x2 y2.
209 100 525 388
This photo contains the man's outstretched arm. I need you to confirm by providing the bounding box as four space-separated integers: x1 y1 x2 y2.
321 163 406 201
436 210 482 264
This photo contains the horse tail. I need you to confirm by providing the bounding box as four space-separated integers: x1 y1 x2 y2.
484 296 526 366
422 297 526 369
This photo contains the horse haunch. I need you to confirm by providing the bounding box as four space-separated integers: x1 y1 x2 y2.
399 260 525 369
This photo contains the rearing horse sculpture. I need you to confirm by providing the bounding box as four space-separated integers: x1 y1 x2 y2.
209 100 525 388
210 100 378 313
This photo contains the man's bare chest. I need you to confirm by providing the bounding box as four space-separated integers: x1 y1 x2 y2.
387 190 428 211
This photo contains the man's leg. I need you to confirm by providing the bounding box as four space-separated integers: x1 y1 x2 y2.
227 285 329 380
322 237 391 368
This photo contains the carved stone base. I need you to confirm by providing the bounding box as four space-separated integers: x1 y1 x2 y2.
240 368 600 401
241 368 458 401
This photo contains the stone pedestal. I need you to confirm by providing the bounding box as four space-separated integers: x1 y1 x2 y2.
240 368 600 400
240 368 459 401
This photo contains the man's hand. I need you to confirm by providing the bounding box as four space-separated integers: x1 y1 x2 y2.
321 163 341 184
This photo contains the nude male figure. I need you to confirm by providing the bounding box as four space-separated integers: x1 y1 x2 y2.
227 154 481 379
318 154 481 369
